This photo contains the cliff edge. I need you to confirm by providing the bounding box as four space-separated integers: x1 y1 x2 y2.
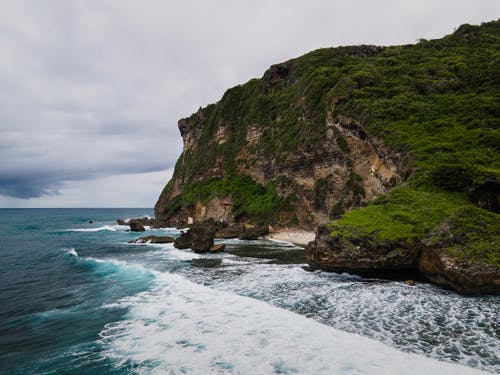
155 20 500 293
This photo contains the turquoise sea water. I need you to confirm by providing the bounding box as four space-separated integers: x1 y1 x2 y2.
0 209 498 374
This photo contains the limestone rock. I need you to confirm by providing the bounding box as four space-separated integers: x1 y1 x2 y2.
419 247 500 294
305 225 421 275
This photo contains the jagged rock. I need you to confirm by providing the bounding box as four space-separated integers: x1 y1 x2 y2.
238 226 270 240
129 222 145 232
419 247 500 294
129 217 156 226
128 235 175 244
174 231 193 249
209 244 226 252
190 222 216 252
118 217 156 227
216 223 245 239
418 207 500 294
305 225 421 275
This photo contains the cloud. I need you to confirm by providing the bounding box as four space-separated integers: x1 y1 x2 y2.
0 0 498 206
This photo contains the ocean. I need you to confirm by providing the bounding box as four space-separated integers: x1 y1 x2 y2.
0 208 498 374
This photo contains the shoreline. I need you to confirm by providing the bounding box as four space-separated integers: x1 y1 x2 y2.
265 230 315 247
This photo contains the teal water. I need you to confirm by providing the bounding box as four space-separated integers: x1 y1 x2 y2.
0 209 498 374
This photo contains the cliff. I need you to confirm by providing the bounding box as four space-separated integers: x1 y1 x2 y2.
155 20 499 292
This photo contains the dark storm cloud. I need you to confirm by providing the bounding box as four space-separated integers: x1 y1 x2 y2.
0 0 498 204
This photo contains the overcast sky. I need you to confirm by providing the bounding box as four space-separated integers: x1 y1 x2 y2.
0 1 498 208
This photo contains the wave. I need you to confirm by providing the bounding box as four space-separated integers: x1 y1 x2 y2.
66 225 120 232
98 270 485 375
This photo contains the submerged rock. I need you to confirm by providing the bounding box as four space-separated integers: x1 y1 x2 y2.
209 244 226 252
128 235 175 244
404 279 415 286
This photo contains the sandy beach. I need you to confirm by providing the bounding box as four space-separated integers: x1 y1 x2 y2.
266 230 315 247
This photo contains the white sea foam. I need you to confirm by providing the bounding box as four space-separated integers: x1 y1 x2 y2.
68 225 118 232
98 268 486 375
178 259 499 372
68 248 78 257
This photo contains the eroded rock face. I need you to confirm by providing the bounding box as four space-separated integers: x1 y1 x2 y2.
306 225 421 275
174 231 193 249
189 222 216 252
155 109 405 229
419 248 500 294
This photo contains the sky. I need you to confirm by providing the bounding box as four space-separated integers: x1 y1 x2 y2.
0 1 498 208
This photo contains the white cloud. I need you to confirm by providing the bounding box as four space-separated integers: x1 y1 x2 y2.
0 169 173 208
0 0 498 206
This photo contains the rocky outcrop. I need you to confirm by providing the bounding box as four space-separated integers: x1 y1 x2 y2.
216 223 246 239
238 226 269 240
190 222 216 252
306 225 421 276
128 235 175 244
117 217 156 227
174 231 193 249
129 222 145 232
419 247 500 294
173 220 218 252
307 207 500 294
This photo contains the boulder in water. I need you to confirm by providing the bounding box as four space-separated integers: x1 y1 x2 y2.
128 235 175 244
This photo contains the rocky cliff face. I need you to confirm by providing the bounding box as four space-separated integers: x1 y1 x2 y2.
155 50 408 228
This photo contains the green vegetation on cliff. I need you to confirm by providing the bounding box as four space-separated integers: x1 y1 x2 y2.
159 20 499 260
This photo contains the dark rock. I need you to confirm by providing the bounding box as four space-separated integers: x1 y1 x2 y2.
263 62 291 90
216 223 245 239
209 244 226 252
174 230 193 249
238 226 269 240
419 247 500 294
469 180 500 213
305 225 421 275
128 235 175 244
129 222 145 232
128 217 156 226
117 217 156 227
190 222 216 252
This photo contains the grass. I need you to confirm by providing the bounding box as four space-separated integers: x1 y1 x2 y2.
159 20 500 263
329 188 468 243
